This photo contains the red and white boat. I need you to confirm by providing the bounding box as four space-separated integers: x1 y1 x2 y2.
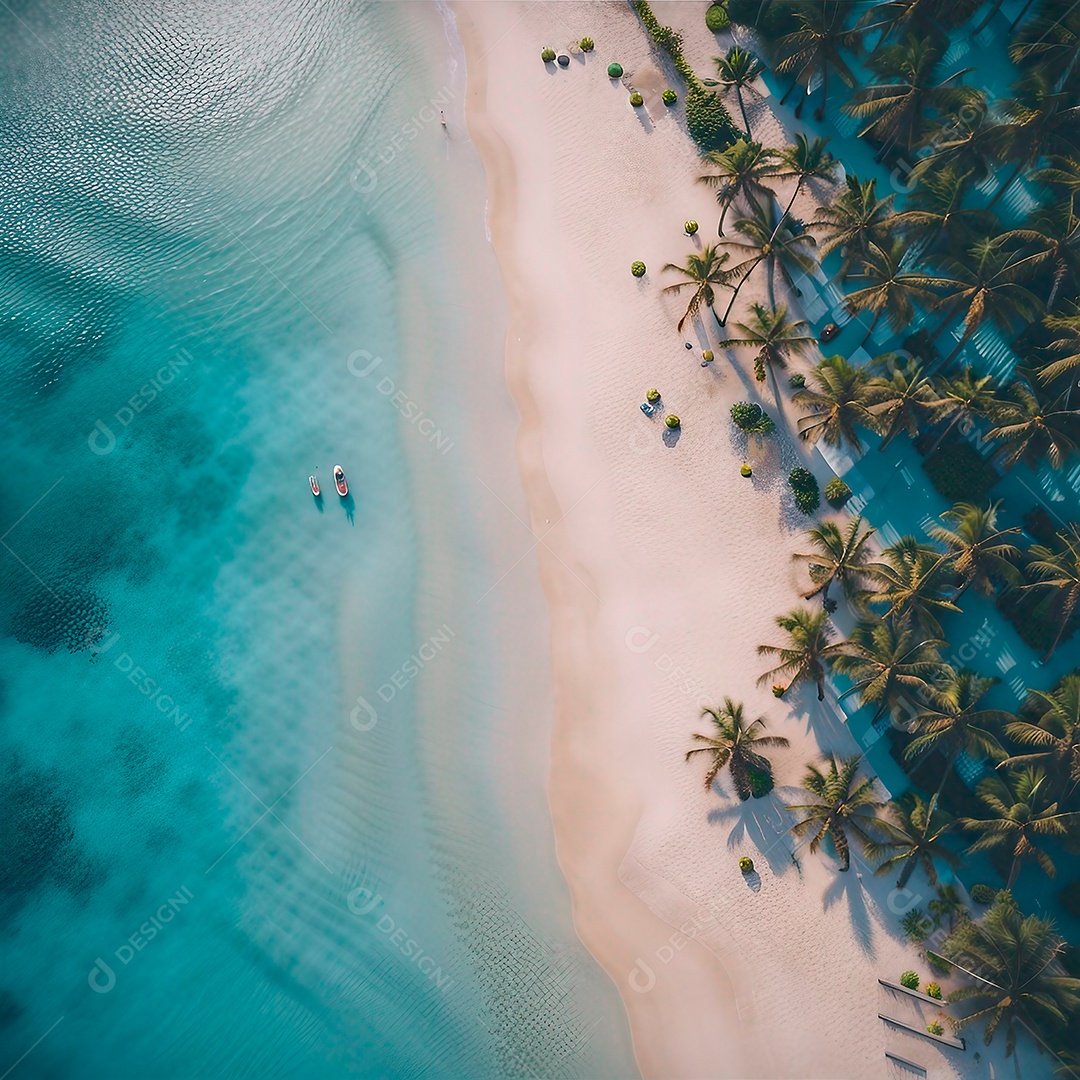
333 465 348 497
309 474 321 497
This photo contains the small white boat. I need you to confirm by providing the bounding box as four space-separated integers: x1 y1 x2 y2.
309 475 321 497
333 465 348 497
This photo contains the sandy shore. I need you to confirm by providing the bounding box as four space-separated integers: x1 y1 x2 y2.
456 3 1034 1078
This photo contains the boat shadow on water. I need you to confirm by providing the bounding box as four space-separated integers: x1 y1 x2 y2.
340 491 356 525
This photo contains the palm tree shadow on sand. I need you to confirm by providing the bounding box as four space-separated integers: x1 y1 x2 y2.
706 791 799 876
821 855 876 958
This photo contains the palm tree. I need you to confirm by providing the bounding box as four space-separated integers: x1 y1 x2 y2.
928 882 968 933
893 166 994 255
792 516 883 605
721 199 818 314
807 174 897 282
662 245 734 332
727 303 814 382
775 3 858 122
698 138 782 236
794 353 876 452
958 768 1076 886
1031 154 1080 201
1038 301 1080 385
1002 675 1080 804
984 380 1080 472
775 134 836 223
985 73 1080 209
1023 524 1080 661
842 240 939 346
865 357 941 449
867 536 962 636
786 754 888 871
904 669 1009 804
929 237 1042 368
925 366 999 455
685 698 790 800
864 793 959 888
855 0 981 41
711 47 764 134
927 501 1023 596
843 36 974 157
1008 7 1080 87
757 607 839 701
940 896 1080 1060
831 621 947 723
1002 200 1080 311
911 93 996 185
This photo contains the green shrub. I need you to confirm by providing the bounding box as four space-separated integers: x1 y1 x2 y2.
746 765 773 797
740 463 752 477
900 970 920 990
927 1020 945 1037
824 477 851 507
684 219 698 234
542 47 556 62
652 23 683 57
579 37 595 51
730 401 774 433
608 62 624 78
970 882 996 905
630 91 644 106
686 84 738 153
663 88 678 104
789 467 820 514
739 856 754 873
631 260 646 277
922 437 1000 504
925 982 943 1000
646 388 661 404
771 684 785 697
901 909 933 942
706 3 731 30
665 414 681 428
788 372 806 388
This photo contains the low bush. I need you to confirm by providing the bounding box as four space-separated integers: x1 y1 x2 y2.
630 91 644 106
665 414 681 428
824 477 851 507
900 970 920 990
579 37 595 51
663 88 678 104
969 882 996 905
646 388 661 404
731 401 774 433
921 437 1000 504
702 349 714 362
739 856 754 873
789 467 820 514
706 3 730 30
608 62 624 78
686 84 738 153
684 219 698 234
541 47 556 62
927 1020 945 1037
901 909 932 942
925 982 943 1000
740 463 752 477
631 260 647 277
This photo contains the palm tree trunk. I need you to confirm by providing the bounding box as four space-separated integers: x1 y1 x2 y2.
721 257 763 324
1006 854 1021 889
940 324 974 369
1009 0 1036 30
972 0 1004 34
925 411 963 458
897 856 916 889
986 163 1023 209
781 180 804 228
814 62 828 123
736 85 750 134
780 78 799 106
860 307 883 347
718 197 733 237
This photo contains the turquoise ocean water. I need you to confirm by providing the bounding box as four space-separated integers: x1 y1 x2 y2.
0 2 636 1076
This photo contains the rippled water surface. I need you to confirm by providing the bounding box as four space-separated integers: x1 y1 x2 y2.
0 3 635 1076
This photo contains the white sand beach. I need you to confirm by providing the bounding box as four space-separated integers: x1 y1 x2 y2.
456 3 1040 1077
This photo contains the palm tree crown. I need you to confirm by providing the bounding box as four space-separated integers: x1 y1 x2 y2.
685 698 790 800
793 515 883 605
662 245 734 331
757 607 839 701
863 792 959 888
1002 675 1080 805
794 354 876 452
698 139 781 236
926 501 1022 596
727 303 814 382
786 754 888 870
985 380 1079 472
712 47 765 134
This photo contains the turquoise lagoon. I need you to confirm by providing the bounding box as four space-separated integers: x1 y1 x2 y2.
0 2 635 1077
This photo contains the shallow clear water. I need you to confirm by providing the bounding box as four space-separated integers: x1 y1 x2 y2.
0 3 634 1076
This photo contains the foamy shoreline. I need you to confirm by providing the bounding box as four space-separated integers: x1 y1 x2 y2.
456 3 1025 1077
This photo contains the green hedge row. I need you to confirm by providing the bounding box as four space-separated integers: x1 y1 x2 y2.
630 0 738 153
